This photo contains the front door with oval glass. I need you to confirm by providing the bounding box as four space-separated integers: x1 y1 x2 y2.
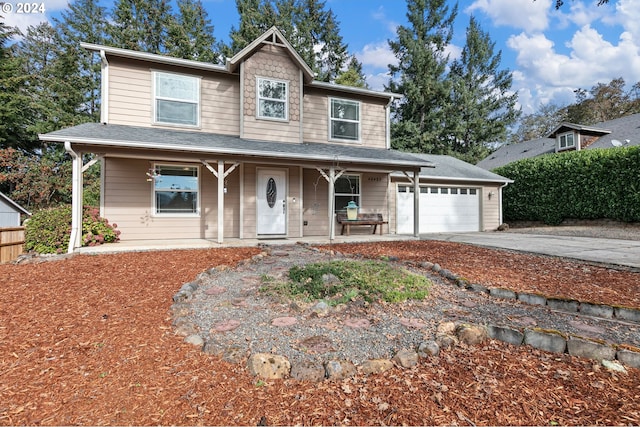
256 169 287 235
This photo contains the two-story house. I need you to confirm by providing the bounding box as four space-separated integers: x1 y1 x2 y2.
41 27 509 252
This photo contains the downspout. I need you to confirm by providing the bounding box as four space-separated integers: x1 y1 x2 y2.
65 141 83 253
99 50 109 124
498 182 510 225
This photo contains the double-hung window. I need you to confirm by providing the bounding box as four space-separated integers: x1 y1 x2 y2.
257 77 288 120
153 165 199 215
330 98 360 141
558 132 575 150
334 174 360 213
154 71 200 126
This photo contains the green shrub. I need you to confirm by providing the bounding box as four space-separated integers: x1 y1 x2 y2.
494 146 640 224
25 205 120 254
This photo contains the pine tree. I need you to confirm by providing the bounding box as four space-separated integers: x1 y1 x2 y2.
0 22 37 151
446 16 519 163
54 0 108 121
335 55 368 88
167 0 220 63
388 0 457 154
107 0 175 54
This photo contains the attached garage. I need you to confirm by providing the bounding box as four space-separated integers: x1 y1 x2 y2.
397 185 480 233
391 154 512 235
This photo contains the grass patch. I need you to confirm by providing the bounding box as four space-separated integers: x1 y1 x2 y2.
260 260 431 306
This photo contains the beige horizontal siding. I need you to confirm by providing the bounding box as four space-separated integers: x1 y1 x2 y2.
106 57 240 135
242 116 300 143
302 168 330 236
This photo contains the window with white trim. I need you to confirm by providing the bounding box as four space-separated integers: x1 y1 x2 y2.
330 98 360 141
154 71 200 126
558 132 575 150
153 165 199 215
334 174 360 213
257 77 288 120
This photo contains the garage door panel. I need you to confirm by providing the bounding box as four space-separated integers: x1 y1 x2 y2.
397 186 480 233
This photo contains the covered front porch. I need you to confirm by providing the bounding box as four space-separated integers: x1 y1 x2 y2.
77 233 419 255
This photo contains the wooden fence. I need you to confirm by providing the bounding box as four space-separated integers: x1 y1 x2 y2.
0 227 25 264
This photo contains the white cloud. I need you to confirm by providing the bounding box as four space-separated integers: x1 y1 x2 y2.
371 5 399 36
466 0 551 33
357 41 397 69
2 0 67 34
365 71 391 92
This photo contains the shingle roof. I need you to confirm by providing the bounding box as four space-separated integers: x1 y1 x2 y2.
40 123 432 169
477 113 640 170
394 153 511 183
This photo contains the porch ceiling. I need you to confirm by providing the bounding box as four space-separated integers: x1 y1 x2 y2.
40 123 432 171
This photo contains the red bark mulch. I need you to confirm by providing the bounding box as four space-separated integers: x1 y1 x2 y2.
0 242 639 426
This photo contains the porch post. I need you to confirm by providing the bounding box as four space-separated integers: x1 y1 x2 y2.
65 141 83 253
413 169 420 238
329 167 335 240
217 160 225 244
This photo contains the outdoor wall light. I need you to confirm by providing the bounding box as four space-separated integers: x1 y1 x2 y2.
488 191 495 200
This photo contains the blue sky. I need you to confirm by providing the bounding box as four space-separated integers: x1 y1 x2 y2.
3 0 640 115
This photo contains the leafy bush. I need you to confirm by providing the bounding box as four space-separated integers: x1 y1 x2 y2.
25 205 120 254
494 146 640 224
261 260 431 306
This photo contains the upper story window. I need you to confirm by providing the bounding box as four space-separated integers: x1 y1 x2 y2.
154 71 200 127
330 98 360 141
558 132 576 150
153 164 199 215
257 77 288 120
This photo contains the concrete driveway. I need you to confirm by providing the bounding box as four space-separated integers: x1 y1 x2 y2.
421 232 640 269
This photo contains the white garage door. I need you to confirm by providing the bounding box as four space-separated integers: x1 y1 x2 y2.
397 185 480 234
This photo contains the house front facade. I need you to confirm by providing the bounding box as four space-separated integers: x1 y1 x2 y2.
41 27 435 251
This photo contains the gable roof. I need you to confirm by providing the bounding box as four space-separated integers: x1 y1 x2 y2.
394 154 512 183
477 113 640 170
40 123 433 170
0 192 30 216
227 26 315 83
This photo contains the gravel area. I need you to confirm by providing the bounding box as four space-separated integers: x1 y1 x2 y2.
181 243 640 367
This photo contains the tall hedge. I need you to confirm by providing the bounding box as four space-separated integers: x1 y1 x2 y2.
493 146 640 225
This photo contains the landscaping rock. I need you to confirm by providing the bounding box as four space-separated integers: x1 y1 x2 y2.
616 349 640 369
614 306 640 322
184 334 204 347
439 269 457 280
579 303 613 319
311 301 330 317
517 293 547 306
436 322 456 335
467 283 489 294
393 349 419 368
417 340 440 358
436 334 457 350
324 360 357 380
487 325 524 346
602 359 627 373
547 298 579 313
524 329 567 354
489 288 517 300
247 353 291 379
431 263 441 273
360 359 394 375
290 361 326 381
567 337 615 361
456 325 487 346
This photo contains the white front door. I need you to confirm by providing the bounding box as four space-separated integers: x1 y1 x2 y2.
257 169 287 236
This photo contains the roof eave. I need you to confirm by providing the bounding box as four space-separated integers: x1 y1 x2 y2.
308 81 403 100
40 134 431 169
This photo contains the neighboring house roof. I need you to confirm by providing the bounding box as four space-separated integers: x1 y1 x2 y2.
394 153 512 183
477 113 640 170
40 123 433 169
0 192 30 216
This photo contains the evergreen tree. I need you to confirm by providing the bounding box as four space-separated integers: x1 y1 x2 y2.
446 16 519 163
0 22 38 151
223 0 350 82
107 0 175 54
387 0 457 154
54 0 108 121
167 0 220 63
335 55 368 88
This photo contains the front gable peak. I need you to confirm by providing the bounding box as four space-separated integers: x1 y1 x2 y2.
227 26 315 83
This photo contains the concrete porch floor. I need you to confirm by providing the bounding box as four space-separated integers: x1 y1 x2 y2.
77 233 419 255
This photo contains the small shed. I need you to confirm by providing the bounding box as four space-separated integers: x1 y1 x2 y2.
0 192 30 227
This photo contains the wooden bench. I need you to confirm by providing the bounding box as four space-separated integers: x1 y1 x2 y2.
336 212 388 236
